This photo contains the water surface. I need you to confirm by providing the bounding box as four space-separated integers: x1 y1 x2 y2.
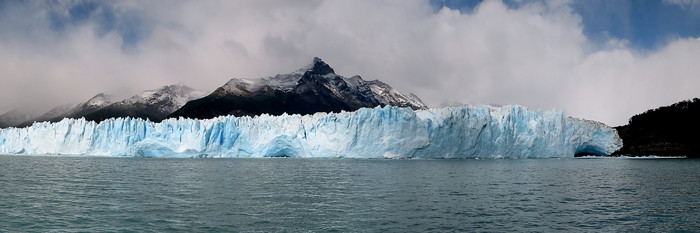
0 156 697 232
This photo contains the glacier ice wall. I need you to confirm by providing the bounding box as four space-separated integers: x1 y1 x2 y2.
0 105 622 158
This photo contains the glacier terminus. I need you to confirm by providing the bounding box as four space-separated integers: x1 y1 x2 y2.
0 105 622 158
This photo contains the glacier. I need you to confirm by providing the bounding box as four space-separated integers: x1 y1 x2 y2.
0 105 622 158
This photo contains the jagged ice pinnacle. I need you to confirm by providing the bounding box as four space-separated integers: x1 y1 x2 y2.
0 105 622 158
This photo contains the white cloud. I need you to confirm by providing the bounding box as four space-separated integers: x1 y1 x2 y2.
663 0 700 8
1 0 699 126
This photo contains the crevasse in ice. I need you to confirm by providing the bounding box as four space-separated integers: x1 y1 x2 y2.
0 105 622 158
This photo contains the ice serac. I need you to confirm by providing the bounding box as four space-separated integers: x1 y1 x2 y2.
0 105 622 158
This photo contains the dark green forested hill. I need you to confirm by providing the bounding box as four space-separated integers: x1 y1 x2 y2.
613 98 700 158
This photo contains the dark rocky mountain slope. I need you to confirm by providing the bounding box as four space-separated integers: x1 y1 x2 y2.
168 57 427 119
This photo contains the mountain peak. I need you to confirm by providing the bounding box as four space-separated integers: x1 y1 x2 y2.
86 93 113 107
125 84 204 106
170 57 427 119
295 57 335 75
308 57 335 75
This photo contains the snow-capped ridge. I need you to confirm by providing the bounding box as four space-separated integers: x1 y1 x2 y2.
84 93 115 108
367 80 427 110
201 57 427 120
293 57 335 75
6 84 205 128
219 57 337 96
119 83 205 109
82 83 206 122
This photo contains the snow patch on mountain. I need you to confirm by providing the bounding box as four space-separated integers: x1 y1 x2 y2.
216 57 427 110
368 80 426 110
84 93 116 108
118 83 205 112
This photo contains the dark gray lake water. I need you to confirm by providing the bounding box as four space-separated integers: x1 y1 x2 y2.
0 156 697 232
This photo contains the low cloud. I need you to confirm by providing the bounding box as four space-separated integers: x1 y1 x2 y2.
1 0 699 126
664 0 700 8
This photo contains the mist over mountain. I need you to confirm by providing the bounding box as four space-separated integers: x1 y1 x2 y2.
16 93 117 127
0 109 42 128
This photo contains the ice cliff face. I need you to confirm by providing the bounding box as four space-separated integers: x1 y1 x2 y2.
0 105 622 158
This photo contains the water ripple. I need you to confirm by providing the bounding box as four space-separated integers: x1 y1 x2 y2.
0 156 698 232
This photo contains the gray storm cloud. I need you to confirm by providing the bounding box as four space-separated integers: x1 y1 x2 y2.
0 0 699 126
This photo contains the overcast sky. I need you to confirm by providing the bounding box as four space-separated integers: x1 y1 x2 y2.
1 0 699 126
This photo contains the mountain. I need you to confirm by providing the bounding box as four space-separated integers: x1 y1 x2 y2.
17 93 116 127
14 84 204 127
82 84 205 122
35 103 79 121
67 93 117 118
168 57 427 119
613 98 700 158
